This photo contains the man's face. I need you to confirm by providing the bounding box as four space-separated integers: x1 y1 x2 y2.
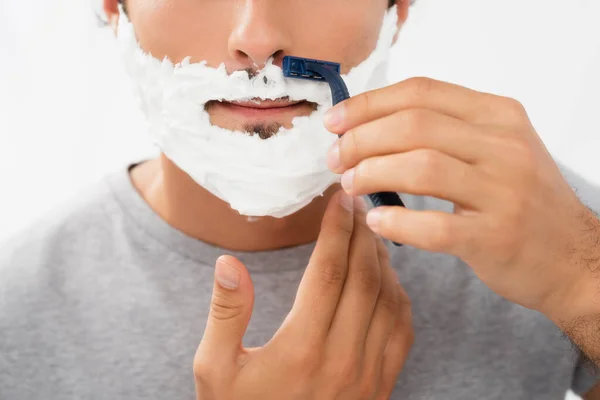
113 0 402 137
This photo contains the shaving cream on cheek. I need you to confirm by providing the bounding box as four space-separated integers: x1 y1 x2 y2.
116 7 398 218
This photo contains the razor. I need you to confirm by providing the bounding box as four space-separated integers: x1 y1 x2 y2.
283 56 406 246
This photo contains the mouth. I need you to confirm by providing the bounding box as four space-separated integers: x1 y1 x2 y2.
205 97 319 139
231 98 304 109
210 97 316 118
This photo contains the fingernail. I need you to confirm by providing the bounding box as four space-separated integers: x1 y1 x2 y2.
355 196 368 212
324 104 344 128
215 257 240 290
366 209 382 232
341 168 355 193
339 191 354 213
327 141 342 171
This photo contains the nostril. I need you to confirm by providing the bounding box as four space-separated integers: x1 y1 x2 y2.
238 49 285 70
235 49 251 63
270 50 285 67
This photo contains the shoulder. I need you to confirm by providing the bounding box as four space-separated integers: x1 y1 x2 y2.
0 172 126 288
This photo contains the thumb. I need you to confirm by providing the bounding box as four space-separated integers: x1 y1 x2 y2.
201 255 255 359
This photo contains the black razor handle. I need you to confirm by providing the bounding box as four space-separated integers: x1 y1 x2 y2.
368 192 405 247
368 192 405 209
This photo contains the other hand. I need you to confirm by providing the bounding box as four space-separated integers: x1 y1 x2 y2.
194 191 413 400
324 77 600 320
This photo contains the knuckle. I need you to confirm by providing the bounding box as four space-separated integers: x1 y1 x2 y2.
354 161 373 192
361 91 374 115
357 265 381 295
342 128 362 167
427 217 455 251
317 260 347 286
324 213 355 238
380 287 400 314
356 157 375 175
406 77 436 99
415 149 440 170
210 291 244 321
401 109 428 136
394 311 415 347
405 150 440 191
404 327 416 348
504 97 526 114
396 286 412 310
192 358 214 383
499 97 528 122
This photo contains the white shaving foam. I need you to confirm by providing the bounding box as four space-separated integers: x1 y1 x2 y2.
117 7 398 218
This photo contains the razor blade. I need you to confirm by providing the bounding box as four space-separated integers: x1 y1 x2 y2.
283 56 341 81
283 56 349 105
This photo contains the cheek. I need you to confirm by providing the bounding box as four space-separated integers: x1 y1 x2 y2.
128 0 232 64
337 29 380 73
289 7 386 73
341 9 389 69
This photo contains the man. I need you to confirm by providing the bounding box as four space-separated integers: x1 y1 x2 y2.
1 0 600 399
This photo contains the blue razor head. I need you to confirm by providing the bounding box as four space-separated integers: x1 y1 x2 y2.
283 56 341 81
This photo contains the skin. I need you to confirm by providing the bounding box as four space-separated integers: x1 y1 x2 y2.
103 0 600 397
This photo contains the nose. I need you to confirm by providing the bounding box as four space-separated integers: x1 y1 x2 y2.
228 1 292 69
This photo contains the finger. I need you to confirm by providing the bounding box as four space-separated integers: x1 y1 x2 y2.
326 197 381 359
341 150 494 210
378 296 413 400
366 206 477 256
324 77 525 134
198 256 254 363
327 109 499 175
361 240 399 395
284 190 354 343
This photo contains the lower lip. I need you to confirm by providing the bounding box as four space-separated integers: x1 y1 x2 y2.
218 102 306 118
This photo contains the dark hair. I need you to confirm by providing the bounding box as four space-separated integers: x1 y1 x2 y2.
119 0 399 13
102 0 411 26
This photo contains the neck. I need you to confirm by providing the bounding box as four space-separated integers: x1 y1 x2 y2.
130 155 337 251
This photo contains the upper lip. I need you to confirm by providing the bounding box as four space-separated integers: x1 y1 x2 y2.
228 98 304 109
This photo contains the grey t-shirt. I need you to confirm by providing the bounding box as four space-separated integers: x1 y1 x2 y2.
1 164 599 399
